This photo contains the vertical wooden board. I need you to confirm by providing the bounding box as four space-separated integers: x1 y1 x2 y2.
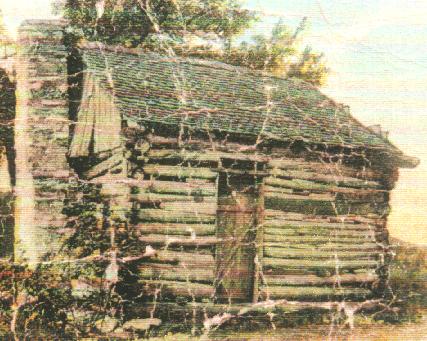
215 172 264 303
93 81 122 154
216 195 257 302
68 72 96 157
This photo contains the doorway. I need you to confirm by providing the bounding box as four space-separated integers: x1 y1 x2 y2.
215 159 265 303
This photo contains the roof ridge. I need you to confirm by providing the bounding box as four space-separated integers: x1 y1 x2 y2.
79 43 418 168
79 41 320 89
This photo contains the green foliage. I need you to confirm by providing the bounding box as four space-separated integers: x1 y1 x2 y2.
385 241 427 322
60 0 256 47
60 1 328 86
223 19 328 86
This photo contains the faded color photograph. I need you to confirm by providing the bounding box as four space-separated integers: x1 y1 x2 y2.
0 0 426 340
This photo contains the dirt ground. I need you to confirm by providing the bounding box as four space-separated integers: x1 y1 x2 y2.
149 314 427 341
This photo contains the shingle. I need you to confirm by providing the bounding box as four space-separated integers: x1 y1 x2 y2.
81 48 399 153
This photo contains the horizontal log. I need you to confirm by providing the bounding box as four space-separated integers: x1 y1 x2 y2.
161 202 217 215
265 195 336 215
263 257 378 271
139 280 215 300
135 223 216 236
263 247 378 259
139 263 214 284
264 227 376 239
82 153 123 180
136 180 216 197
139 298 387 318
264 219 380 231
136 209 216 224
148 136 262 155
139 234 220 247
265 186 386 204
265 194 385 216
140 249 214 265
263 234 375 245
143 164 217 180
264 210 383 224
260 285 372 301
264 242 381 252
265 177 335 193
263 272 378 286
265 191 335 202
264 186 295 195
269 168 382 189
147 148 218 163
265 177 384 194
147 148 269 164
267 159 382 181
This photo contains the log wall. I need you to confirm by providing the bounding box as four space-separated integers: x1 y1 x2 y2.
261 156 389 302
124 133 392 304
130 136 219 302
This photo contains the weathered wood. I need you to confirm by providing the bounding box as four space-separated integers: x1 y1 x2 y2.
215 172 262 303
265 188 335 200
265 194 336 215
147 148 269 163
136 223 216 236
263 186 295 195
139 263 214 284
136 180 216 197
161 201 217 215
69 72 122 158
143 164 217 180
267 159 382 181
147 135 262 155
265 186 386 204
265 177 384 194
263 234 375 245
264 227 376 239
263 257 378 271
137 249 214 265
264 242 381 252
139 280 215 300
154 250 215 266
147 149 219 163
264 219 380 231
265 177 334 192
263 247 378 259
82 152 123 179
264 209 383 223
269 168 382 189
264 272 378 286
260 285 372 301
136 209 216 224
139 234 220 247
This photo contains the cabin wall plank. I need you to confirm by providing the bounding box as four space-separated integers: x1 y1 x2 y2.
126 133 391 303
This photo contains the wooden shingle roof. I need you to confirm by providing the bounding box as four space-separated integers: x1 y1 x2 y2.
79 45 418 168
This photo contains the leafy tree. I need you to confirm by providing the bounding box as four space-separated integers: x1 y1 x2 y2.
58 0 257 47
58 1 328 86
223 19 328 86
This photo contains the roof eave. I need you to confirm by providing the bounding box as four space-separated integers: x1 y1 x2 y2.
395 154 420 169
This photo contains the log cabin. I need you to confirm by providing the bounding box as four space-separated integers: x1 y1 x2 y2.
0 21 420 317
64 42 419 307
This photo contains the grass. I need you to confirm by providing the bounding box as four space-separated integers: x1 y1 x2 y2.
384 238 427 322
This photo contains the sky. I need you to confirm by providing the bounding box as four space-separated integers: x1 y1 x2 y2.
0 0 426 245
244 0 427 245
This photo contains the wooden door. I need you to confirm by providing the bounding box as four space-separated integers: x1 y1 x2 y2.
215 171 264 303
